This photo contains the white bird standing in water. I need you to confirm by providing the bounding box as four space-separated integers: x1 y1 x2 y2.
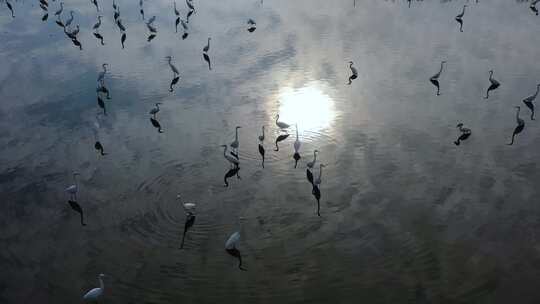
165 56 179 75
294 124 301 153
82 274 106 302
97 63 108 84
221 145 239 167
203 37 211 53
275 114 290 130
258 126 265 142
307 150 318 169
65 172 80 200
230 126 241 150
314 164 326 186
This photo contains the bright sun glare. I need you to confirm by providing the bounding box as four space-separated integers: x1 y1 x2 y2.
277 83 336 133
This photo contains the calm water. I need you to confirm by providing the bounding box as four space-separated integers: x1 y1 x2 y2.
1 0 540 303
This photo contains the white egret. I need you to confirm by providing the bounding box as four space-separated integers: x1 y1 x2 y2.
230 126 241 150
82 274 106 302
275 114 290 130
203 37 211 53
221 145 239 167
258 126 265 142
314 164 326 186
293 124 301 152
307 150 318 169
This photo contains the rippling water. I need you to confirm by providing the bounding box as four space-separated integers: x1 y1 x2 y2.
2 0 540 302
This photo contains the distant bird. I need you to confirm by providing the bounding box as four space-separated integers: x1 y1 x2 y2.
508 106 525 146
274 133 290 151
93 32 105 45
221 145 239 167
224 166 241 187
65 10 74 27
116 18 126 31
247 18 256 25
93 15 102 30
150 117 164 133
293 124 301 153
225 232 246 271
97 63 108 85
522 84 539 120
94 141 107 155
149 103 162 117
174 1 180 16
180 212 195 249
82 274 106 302
307 150 318 169
348 61 358 85
203 37 211 53
182 32 189 40
430 61 446 95
71 38 82 50
67 200 86 226
121 32 126 49
65 172 80 200
203 53 211 70
454 123 472 146
55 2 63 17
166 56 180 75
531 0 539 15
258 144 265 168
485 70 500 99
258 126 265 142
146 22 157 33
314 164 326 186
275 114 290 130
186 0 195 11
230 126 241 150
456 4 467 20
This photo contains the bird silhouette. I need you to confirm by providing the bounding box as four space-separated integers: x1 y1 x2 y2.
522 84 539 120
312 185 321 216
180 212 195 249
83 274 106 302
293 152 301 168
430 61 446 96
454 123 472 146
121 33 126 49
485 70 500 99
230 126 242 151
166 56 180 75
221 145 239 168
455 5 467 32
93 32 105 45
258 144 265 168
306 168 314 185
348 61 358 85
175 17 180 32
275 114 290 130
274 134 290 151
203 53 212 70
203 37 211 53
508 106 525 145
169 76 180 92
94 141 107 155
67 200 86 226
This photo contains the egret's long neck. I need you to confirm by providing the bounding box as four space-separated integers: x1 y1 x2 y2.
534 86 540 98
262 127 265 136
99 277 104 290
462 6 466 14
74 174 78 186
235 128 239 140
516 108 521 121
223 146 227 156
296 126 298 139
439 62 444 74
489 71 493 79
319 166 323 178
313 152 317 162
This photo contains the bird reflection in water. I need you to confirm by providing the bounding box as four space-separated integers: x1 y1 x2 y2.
224 166 241 187
97 95 106 115
169 75 180 92
312 185 321 217
274 134 290 151
121 32 126 49
485 70 500 99
347 61 358 85
68 200 86 226
225 232 247 271
522 84 539 121
454 123 471 146
93 32 105 45
6 0 14 18
293 124 301 168
180 212 196 249
455 5 467 32
203 53 212 71
150 117 164 133
258 144 265 168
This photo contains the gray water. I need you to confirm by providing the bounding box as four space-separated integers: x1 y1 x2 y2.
1 0 540 303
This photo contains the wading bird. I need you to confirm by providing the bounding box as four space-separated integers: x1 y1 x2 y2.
203 37 211 53
485 70 500 99
307 150 318 169
166 56 180 75
522 84 539 120
221 145 239 168
454 123 472 146
225 232 246 271
83 274 106 302
508 106 525 146
348 61 358 85
275 114 290 130
430 61 446 95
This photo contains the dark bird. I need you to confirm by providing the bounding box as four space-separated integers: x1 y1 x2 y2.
175 17 180 32
186 9 194 22
522 84 539 120
140 8 144 20
454 123 471 146
203 53 212 70
112 0 117 11
258 144 265 168
223 166 241 187
93 15 102 30
293 152 301 168
116 19 126 32
94 141 107 155
55 19 65 28
180 212 195 249
306 168 314 185
274 134 290 151
430 61 446 96
247 18 256 25
169 76 180 92
40 3 48 11
508 106 525 145
247 26 256 32
40 0 48 8
147 34 156 42
42 13 49 21
312 185 321 216
67 200 86 226
203 37 211 53
485 70 500 99
531 1 539 15
121 33 126 49
455 5 467 32
347 61 358 85
71 38 82 50
113 7 120 21
182 32 189 40
97 96 106 115
150 117 164 133
186 0 195 11
93 32 105 45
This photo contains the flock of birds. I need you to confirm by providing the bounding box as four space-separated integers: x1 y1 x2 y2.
2 0 540 302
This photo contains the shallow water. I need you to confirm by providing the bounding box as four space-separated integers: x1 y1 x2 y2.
1 0 540 303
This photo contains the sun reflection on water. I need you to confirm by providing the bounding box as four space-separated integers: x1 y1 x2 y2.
277 82 336 133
